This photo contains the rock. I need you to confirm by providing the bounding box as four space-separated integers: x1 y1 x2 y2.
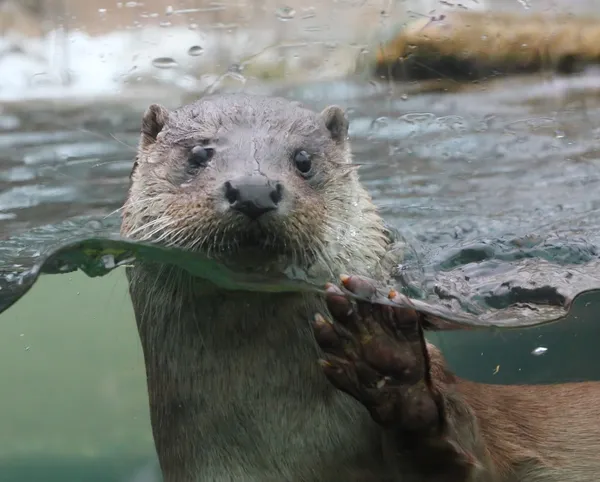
373 11 600 82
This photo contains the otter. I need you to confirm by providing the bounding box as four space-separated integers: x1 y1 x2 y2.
121 93 600 482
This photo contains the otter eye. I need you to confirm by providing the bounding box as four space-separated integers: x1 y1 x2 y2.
188 145 214 168
293 150 312 174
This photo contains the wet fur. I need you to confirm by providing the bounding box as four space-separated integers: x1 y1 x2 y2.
121 94 600 481
429 346 600 481
122 94 393 481
123 95 388 275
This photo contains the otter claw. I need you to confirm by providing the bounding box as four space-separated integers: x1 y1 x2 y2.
313 313 330 325
340 274 378 300
375 376 393 390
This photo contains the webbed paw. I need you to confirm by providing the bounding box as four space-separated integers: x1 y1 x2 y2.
312 275 441 434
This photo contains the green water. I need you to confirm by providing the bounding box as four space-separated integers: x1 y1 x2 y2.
3 269 600 481
0 270 157 481
432 290 600 385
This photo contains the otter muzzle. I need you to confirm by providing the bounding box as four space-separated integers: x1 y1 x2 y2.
223 176 283 220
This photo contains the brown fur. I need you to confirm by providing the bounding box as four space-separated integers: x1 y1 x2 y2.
122 94 394 482
121 94 600 482
428 343 600 481
375 11 600 81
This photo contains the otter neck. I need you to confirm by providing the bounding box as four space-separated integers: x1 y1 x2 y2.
129 269 385 481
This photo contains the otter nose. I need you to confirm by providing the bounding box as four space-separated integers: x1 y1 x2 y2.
223 177 283 219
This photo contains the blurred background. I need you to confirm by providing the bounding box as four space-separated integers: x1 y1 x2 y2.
0 0 395 101
2 0 598 104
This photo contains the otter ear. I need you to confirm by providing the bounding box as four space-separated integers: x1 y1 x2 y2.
140 103 170 149
320 105 349 144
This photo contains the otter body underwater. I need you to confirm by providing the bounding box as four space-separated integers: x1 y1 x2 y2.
121 94 600 482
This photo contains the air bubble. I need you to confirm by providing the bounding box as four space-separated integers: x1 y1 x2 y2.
531 346 548 356
152 57 178 69
275 6 296 21
188 45 204 56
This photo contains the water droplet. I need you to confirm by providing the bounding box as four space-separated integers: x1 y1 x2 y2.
531 346 548 356
98 8 107 14
188 45 204 56
25 346 30 351
152 57 178 69
189 23 199 30
400 94 408 101
555 130 565 139
275 6 296 21
125 1 140 7
85 219 104 229
228 63 243 74
165 5 174 15
159 21 172 28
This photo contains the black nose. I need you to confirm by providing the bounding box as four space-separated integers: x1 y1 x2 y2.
223 177 284 219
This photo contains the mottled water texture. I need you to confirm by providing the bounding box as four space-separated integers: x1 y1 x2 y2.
3 73 600 330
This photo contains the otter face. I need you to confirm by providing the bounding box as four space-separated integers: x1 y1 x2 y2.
122 94 371 269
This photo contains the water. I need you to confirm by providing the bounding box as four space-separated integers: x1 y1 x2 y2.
3 11 600 482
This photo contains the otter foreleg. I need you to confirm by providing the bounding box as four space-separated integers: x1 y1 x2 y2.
311 275 496 481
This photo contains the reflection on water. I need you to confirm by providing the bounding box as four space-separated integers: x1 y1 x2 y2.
3 62 600 482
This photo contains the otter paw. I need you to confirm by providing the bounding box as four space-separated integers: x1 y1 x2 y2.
312 275 441 434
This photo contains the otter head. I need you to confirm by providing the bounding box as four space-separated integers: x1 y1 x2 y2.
122 94 389 275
